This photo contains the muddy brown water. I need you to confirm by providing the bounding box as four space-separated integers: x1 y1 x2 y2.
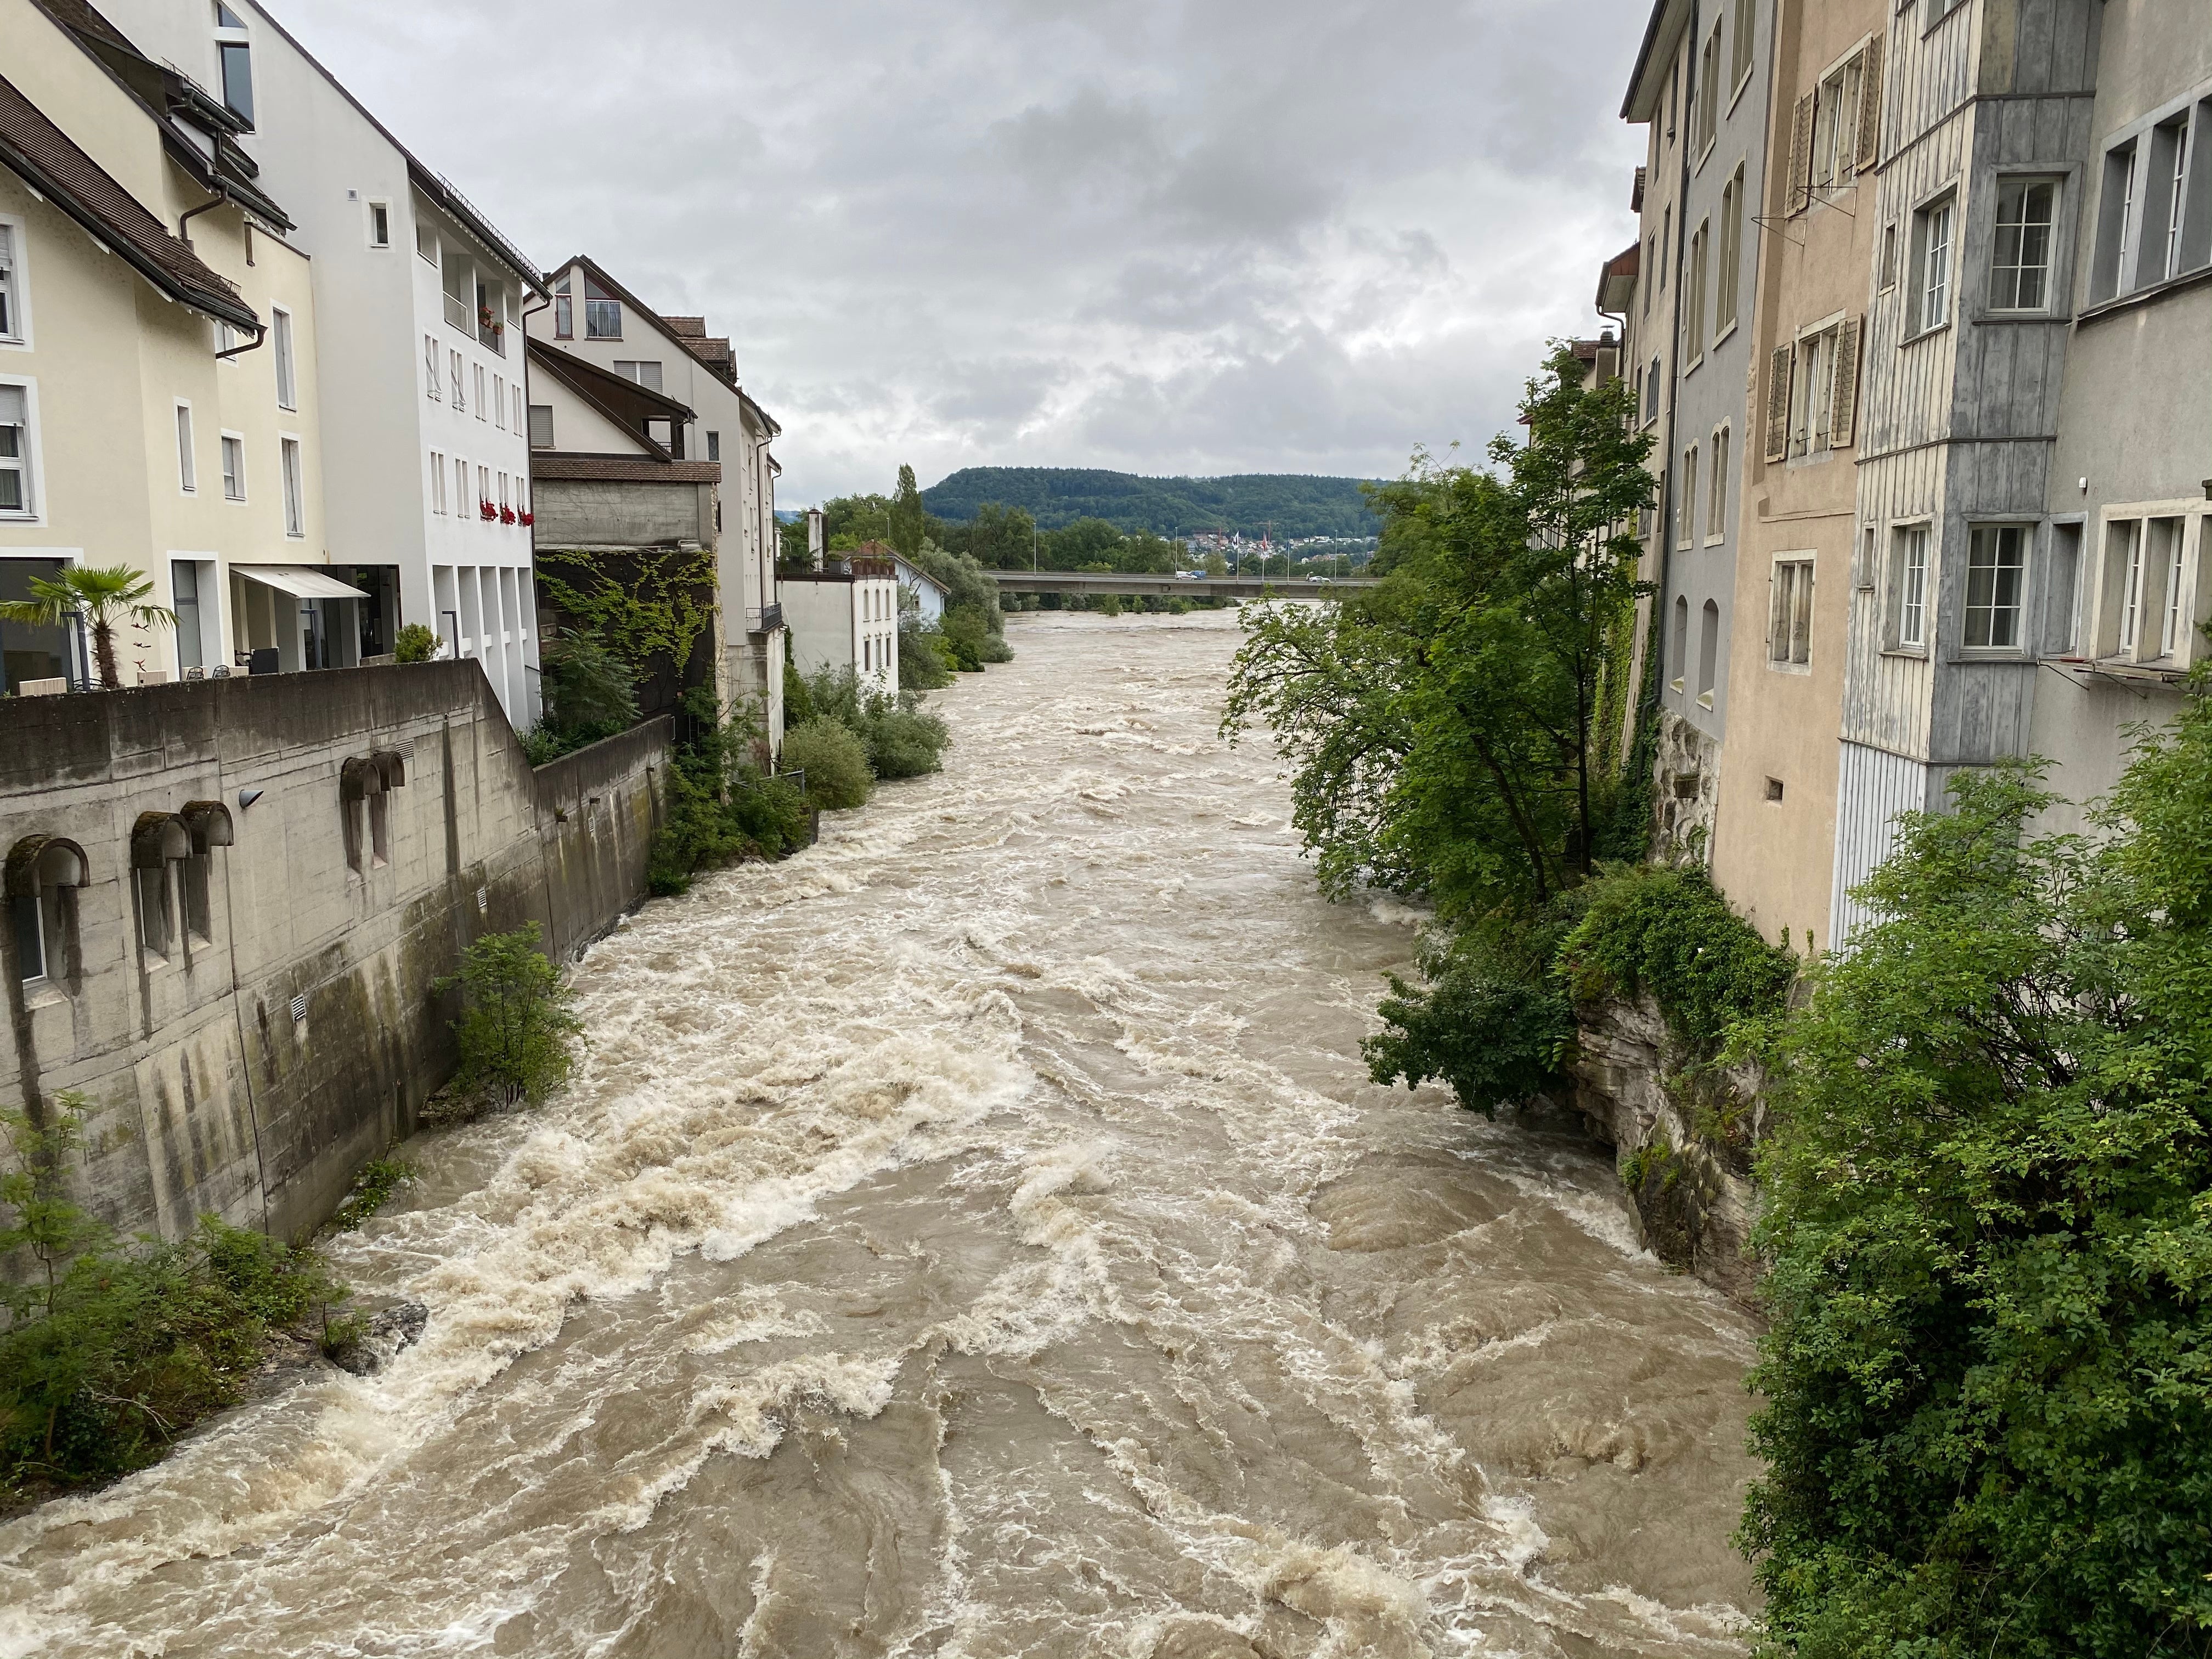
0 609 1759 1657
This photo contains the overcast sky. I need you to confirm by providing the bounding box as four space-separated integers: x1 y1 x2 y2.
278 0 1649 504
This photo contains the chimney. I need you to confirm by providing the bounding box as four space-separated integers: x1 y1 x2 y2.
807 507 826 572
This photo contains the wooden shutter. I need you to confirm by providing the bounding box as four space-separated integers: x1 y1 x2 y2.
1765 346 1794 461
1855 36 1884 176
1787 94 1814 215
1829 317 1863 449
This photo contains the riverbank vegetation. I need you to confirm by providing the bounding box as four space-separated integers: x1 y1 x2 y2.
437 924 585 1113
0 1096 348 1500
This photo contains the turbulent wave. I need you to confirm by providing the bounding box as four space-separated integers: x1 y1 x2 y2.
0 612 1758 1658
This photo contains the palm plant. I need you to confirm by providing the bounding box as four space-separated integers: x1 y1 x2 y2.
0 565 174 691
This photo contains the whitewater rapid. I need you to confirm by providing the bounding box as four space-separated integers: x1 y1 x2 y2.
0 608 1758 1657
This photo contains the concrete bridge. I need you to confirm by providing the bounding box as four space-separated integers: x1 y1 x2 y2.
990 571 1381 600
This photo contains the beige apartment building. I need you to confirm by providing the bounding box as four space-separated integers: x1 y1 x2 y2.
1709 0 1885 953
0 0 338 692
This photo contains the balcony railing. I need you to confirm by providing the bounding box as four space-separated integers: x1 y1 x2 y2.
749 602 783 635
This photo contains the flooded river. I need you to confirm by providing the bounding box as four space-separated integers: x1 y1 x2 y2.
0 609 1758 1657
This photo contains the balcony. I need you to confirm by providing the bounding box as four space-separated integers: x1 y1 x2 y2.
748 602 783 635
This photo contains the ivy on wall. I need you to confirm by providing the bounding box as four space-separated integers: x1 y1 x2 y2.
534 545 719 678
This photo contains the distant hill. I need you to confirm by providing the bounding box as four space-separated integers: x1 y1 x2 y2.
921 468 1381 540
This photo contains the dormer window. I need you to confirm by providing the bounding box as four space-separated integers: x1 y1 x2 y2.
214 2 253 127
585 276 621 339
554 275 573 339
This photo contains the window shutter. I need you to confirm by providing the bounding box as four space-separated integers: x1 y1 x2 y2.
1829 317 1863 448
1855 36 1884 176
1787 94 1814 215
1764 346 1793 461
528 405 554 449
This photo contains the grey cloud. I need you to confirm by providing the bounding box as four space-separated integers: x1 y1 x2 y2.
270 0 1650 500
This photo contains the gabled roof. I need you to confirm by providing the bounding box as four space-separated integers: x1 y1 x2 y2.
1621 0 1692 122
547 254 742 390
527 336 696 464
222 0 543 293
0 71 257 330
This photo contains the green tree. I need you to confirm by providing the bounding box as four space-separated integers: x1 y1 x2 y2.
439 924 584 1109
1738 721 2212 1656
534 630 641 756
889 465 929 558
393 623 441 664
1223 346 1652 918
0 565 175 691
781 718 872 809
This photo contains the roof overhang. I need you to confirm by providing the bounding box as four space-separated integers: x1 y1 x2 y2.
1621 0 1694 122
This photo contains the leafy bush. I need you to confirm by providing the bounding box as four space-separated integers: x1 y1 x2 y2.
801 667 950 781
1559 864 1795 1054
534 631 640 753
438 924 583 1110
938 607 992 670
781 718 873 809
899 614 955 689
1739 715 2212 1656
782 659 814 731
0 1096 345 1494
326 1157 415 1233
393 623 439 664
650 689 812 894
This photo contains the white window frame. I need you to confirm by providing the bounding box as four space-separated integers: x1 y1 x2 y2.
1715 165 1745 342
1960 523 2033 654
175 399 198 495
219 430 246 503
0 377 40 521
272 306 297 410
366 199 392 250
493 373 505 430
474 363 487 421
1891 521 1932 651
0 213 30 349
279 434 305 538
1729 0 1756 100
430 448 447 515
1909 189 1958 338
1788 313 1844 458
1769 552 1815 671
449 349 465 412
1987 176 2061 313
424 334 440 401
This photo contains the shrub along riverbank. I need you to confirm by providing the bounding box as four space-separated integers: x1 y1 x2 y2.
1224 341 2212 1654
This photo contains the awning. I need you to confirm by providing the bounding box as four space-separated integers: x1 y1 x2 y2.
232 565 368 601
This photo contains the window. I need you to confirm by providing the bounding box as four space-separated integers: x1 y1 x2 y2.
554 275 573 339
273 307 296 408
1696 19 1720 155
281 437 304 537
475 278 504 353
1963 526 2028 648
1880 223 1898 290
1707 426 1730 542
477 464 490 515
1669 594 1689 689
425 334 440 400
1716 167 1744 336
443 250 471 332
1790 325 1832 456
430 449 447 514
449 349 465 411
498 472 509 512
215 1 253 126
1989 179 2058 310
1897 525 1930 647
416 220 437 264
493 374 505 430
176 402 196 493
474 364 487 420
585 275 621 339
1684 222 1708 363
2094 140 2140 301
511 385 523 433
613 360 665 392
1678 445 1699 548
454 457 468 521
706 430 721 462
1914 195 1956 333
2157 517 2190 657
173 560 205 670
1770 558 1814 665
1697 599 1719 707
528 405 554 448
0 222 19 342
1764 777 1785 803
1643 236 1655 314
2115 518 2146 653
0 384 29 514
1660 207 1671 284
1813 56 1864 189
221 432 245 501
368 201 391 249
2045 522 2084 654
1645 356 1661 423
1731 0 1754 91
2148 116 2191 284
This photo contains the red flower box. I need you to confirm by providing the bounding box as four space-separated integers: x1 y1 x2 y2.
500 506 517 524
479 500 497 521
518 511 534 527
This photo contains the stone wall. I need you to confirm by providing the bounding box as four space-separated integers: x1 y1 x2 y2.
0 662 668 1244
1560 993 1764 1305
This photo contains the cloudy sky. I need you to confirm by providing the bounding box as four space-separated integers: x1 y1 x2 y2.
279 0 1650 503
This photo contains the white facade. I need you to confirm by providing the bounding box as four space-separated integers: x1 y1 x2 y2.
782 567 900 694
895 556 949 625
95 0 545 726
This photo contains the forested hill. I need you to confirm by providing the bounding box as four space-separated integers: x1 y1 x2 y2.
921 469 1381 540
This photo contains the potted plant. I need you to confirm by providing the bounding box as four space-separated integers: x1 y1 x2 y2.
479 500 498 521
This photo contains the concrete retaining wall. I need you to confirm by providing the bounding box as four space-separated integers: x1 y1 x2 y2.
0 662 668 1243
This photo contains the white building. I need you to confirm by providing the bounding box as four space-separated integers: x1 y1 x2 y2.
94 0 546 726
783 516 898 692
526 256 785 741
895 555 949 626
